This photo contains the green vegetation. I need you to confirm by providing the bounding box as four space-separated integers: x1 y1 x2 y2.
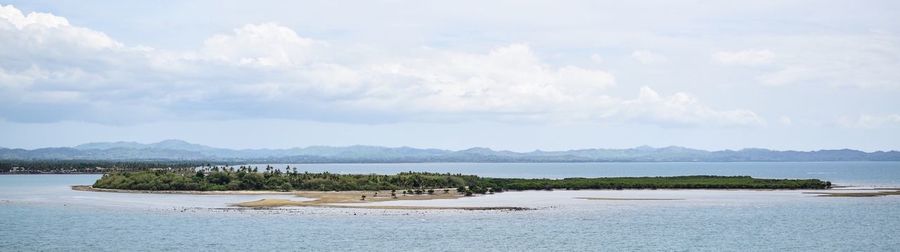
91 167 831 193
481 176 831 190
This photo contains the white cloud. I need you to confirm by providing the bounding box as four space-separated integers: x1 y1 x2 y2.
631 50 667 64
0 5 120 50
713 49 775 65
199 23 323 67
0 5 68 29
355 44 617 114
615 87 765 127
0 4 762 128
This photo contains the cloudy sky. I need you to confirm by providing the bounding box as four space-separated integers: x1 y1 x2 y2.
1 1 899 151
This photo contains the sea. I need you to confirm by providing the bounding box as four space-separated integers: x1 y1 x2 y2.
1 161 899 251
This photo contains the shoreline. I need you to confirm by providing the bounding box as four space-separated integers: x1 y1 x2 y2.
233 199 531 211
576 197 684 201
72 185 900 211
803 189 900 197
73 185 529 210
73 185 836 195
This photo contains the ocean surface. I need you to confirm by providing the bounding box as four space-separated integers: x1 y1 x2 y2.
2 161 900 251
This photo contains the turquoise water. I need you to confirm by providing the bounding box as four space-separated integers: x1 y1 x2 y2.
2 162 900 251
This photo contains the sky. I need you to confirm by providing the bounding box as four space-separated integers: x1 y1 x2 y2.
1 0 899 151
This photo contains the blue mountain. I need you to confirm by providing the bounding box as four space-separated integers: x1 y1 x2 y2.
1 140 898 162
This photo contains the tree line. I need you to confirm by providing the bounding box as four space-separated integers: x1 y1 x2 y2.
92 168 831 194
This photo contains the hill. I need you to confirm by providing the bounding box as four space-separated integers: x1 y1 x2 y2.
2 140 899 162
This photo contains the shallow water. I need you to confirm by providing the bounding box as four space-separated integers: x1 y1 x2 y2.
2 162 900 251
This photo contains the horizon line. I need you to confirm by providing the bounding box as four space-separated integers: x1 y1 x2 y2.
2 139 898 153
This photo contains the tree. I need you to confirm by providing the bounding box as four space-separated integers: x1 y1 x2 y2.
280 182 293 192
207 172 231 185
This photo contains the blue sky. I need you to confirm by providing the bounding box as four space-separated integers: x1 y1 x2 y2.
1 1 899 151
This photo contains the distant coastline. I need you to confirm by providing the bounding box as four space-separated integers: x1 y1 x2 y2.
2 139 899 163
5 159 900 175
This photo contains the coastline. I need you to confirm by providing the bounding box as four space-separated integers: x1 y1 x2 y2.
803 189 900 197
576 197 684 201
73 185 836 195
73 185 530 210
233 198 531 211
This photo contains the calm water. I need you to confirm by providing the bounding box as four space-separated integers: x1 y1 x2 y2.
258 161 900 186
2 162 900 251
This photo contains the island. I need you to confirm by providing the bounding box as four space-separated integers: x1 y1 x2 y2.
90 170 832 192
77 170 833 210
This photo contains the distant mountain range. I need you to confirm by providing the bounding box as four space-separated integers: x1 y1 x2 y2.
1 139 899 162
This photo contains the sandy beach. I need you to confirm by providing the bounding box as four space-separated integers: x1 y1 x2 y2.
803 188 900 197
576 197 684 201
73 185 529 210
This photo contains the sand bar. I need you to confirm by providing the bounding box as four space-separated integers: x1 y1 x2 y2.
576 197 684 201
73 186 530 210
